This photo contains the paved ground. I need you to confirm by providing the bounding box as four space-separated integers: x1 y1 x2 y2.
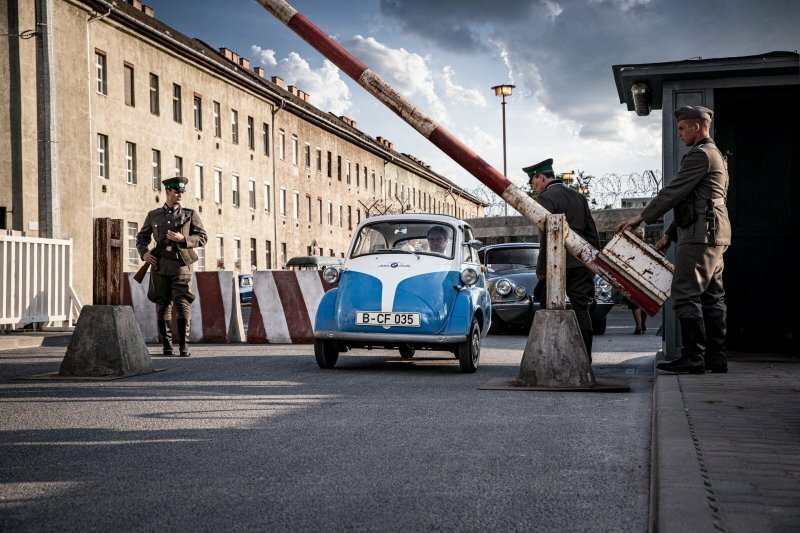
0 309 657 532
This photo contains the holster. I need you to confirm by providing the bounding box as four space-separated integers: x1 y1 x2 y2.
704 199 717 245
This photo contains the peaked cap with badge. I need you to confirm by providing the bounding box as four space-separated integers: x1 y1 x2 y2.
522 158 554 179
162 176 189 192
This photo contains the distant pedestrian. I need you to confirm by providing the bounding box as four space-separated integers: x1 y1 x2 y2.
618 106 730 374
525 158 600 360
137 177 207 357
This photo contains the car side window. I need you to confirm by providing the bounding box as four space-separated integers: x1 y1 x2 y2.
462 228 478 264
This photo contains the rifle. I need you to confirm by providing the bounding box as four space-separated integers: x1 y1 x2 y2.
133 219 191 284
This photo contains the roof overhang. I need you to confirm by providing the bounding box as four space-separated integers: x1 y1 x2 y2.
612 51 799 115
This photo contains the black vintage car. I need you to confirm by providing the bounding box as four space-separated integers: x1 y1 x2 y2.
478 243 614 335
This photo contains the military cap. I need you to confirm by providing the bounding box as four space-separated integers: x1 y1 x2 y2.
674 105 713 122
162 176 189 192
522 158 554 178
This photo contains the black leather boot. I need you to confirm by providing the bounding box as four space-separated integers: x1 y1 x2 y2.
580 329 593 362
177 318 191 357
657 317 705 374
157 320 174 356
704 309 728 373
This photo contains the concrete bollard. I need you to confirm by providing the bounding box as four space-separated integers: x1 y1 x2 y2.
517 310 595 388
59 305 155 378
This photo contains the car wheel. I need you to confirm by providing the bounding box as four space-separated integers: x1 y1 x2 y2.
457 318 481 373
399 344 415 359
593 318 607 336
314 339 339 369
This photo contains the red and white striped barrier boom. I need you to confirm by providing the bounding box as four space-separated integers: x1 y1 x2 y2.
255 0 673 315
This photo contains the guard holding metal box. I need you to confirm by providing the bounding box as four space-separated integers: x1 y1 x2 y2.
618 105 731 374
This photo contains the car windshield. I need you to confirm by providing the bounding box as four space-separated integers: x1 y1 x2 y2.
350 221 455 259
484 247 539 272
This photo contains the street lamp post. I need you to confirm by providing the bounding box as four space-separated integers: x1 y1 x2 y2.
491 84 515 216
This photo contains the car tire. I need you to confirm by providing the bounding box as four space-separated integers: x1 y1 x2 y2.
457 318 481 373
399 344 415 359
314 339 339 369
593 318 607 336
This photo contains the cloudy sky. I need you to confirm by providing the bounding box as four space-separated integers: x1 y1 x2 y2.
147 0 798 203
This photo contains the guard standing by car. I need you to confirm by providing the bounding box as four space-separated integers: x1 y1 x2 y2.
525 158 600 359
137 177 207 357
618 105 730 374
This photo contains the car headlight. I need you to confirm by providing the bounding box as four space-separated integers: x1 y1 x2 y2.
514 286 527 299
323 266 340 284
460 268 478 286
594 277 613 303
495 279 512 296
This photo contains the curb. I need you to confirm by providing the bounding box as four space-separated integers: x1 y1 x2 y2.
0 334 73 351
650 357 716 532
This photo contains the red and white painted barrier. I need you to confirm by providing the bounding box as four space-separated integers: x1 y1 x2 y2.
247 270 335 344
123 271 244 343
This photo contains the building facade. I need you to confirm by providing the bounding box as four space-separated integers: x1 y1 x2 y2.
1 0 485 304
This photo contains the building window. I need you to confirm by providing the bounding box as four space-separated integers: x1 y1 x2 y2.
151 149 161 190
213 169 222 204
279 187 286 216
348 205 352 230
264 183 271 213
231 109 239 144
317 198 323 224
372 171 376 193
125 141 137 184
280 242 287 269
262 122 269 156
195 247 206 271
248 178 256 209
327 151 332 177
279 129 285 160
97 133 108 179
304 143 311 168
194 163 203 200
327 201 333 225
338 205 343 227
213 101 221 137
149 73 159 115
172 84 182 123
216 236 224 269
265 240 272 269
291 135 298 165
193 94 202 130
357 208 361 224
95 50 107 95
232 174 240 206
293 190 299 219
306 195 312 222
316 148 322 173
234 237 242 270
247 116 254 150
355 163 360 187
337 155 342 180
127 222 138 266
124 63 135 106
250 238 257 270
174 155 183 177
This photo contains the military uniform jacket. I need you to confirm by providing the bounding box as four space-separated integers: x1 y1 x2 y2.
535 180 600 271
641 138 731 246
136 204 208 275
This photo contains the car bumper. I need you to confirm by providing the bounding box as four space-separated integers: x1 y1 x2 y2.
314 331 467 344
492 298 535 325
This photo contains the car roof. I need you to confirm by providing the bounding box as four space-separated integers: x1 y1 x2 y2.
286 256 344 267
356 213 467 228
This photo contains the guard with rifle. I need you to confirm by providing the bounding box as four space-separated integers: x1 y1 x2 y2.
618 106 731 374
136 177 207 357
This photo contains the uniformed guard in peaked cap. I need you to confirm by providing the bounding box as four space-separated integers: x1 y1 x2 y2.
674 105 713 122
162 176 189 192
522 158 554 179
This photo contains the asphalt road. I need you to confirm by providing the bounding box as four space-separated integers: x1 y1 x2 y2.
0 308 661 532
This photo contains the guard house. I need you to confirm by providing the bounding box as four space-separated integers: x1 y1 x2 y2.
613 51 799 357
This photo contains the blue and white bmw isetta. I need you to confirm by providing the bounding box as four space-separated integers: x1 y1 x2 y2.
314 214 491 373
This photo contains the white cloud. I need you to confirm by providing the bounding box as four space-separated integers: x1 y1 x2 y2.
441 66 487 107
489 38 515 85
588 0 652 11
250 45 277 67
543 1 563 19
345 35 449 123
277 52 352 115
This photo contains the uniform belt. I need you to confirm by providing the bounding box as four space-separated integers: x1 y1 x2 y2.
694 198 725 208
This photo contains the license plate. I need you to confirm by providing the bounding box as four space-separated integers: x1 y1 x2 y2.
355 312 420 327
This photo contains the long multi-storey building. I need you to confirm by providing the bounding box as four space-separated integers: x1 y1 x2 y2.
1 0 485 304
